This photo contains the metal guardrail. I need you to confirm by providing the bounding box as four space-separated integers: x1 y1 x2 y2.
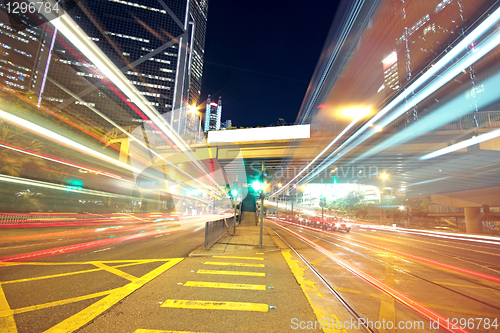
0 213 89 224
238 202 243 223
204 216 235 249
0 212 177 225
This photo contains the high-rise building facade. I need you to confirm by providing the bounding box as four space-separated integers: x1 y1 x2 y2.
204 95 221 131
39 0 208 133
0 6 54 101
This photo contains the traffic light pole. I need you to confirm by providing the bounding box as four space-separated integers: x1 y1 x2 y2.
260 162 264 249
232 176 239 235
233 199 237 235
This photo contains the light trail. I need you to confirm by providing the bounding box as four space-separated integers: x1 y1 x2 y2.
49 12 225 196
0 174 136 199
271 118 360 197
0 141 122 180
0 109 143 174
355 223 500 246
0 216 211 262
291 5 500 185
421 126 500 160
275 219 500 285
271 220 469 333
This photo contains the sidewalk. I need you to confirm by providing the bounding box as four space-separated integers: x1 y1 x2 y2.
79 213 325 332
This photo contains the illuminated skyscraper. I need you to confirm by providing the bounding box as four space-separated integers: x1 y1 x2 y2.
39 0 208 132
0 6 55 101
204 95 222 131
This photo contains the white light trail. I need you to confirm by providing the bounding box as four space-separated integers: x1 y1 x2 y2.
49 12 224 195
0 109 142 174
292 6 500 185
272 118 359 197
50 80 218 194
0 174 132 198
0 142 123 180
420 128 500 160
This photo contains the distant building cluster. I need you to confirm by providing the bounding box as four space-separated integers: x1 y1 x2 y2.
203 95 232 131
204 95 221 131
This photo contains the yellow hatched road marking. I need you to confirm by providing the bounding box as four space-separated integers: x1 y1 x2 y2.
43 258 183 333
135 330 211 333
203 261 265 267
211 256 264 261
161 299 268 312
13 289 118 315
1 262 143 284
0 259 167 266
196 269 265 277
0 283 16 333
184 281 266 290
93 262 137 282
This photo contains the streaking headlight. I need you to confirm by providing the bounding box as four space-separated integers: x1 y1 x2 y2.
335 222 341 227
345 223 351 228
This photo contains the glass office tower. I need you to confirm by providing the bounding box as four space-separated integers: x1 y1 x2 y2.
41 0 208 133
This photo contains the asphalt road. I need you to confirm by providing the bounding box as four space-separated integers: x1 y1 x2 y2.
267 219 500 333
2 216 500 333
0 214 320 333
0 215 208 333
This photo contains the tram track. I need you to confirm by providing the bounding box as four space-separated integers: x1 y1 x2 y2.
297 227 500 312
270 227 377 333
268 219 500 333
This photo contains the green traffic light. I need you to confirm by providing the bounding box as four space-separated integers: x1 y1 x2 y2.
251 180 261 192
231 189 238 197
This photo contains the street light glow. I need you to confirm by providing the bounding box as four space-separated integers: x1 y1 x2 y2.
340 107 371 119
188 105 198 113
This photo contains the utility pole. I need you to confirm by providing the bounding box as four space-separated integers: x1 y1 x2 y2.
233 175 239 236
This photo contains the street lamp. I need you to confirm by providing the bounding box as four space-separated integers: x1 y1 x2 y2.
188 104 203 141
399 204 410 227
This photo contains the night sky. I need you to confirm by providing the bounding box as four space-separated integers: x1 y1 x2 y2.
200 0 340 128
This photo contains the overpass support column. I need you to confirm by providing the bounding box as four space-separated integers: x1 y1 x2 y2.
464 207 483 233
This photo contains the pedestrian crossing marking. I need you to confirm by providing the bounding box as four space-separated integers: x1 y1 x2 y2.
211 256 264 260
161 299 269 312
184 281 266 290
196 269 266 276
134 330 211 333
203 261 265 267
196 269 266 277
